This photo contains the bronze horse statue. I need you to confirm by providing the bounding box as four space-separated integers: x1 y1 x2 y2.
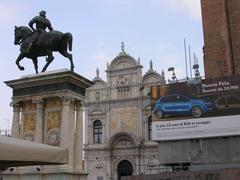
14 26 74 73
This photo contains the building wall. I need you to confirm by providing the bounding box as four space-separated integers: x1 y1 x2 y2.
85 48 240 180
85 51 165 180
1 174 87 180
201 0 233 78
227 0 240 75
122 168 240 180
201 0 240 78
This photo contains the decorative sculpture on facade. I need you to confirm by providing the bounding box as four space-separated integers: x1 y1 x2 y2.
14 11 74 73
121 41 126 54
96 68 100 78
150 59 153 70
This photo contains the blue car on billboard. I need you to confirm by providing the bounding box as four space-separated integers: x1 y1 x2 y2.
153 94 215 119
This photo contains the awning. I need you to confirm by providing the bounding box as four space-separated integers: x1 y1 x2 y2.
0 136 68 168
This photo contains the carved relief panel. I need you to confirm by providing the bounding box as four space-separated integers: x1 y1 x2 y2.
22 113 36 141
45 111 61 146
44 98 62 146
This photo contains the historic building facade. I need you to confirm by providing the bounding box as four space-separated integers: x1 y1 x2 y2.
201 0 240 78
84 46 166 180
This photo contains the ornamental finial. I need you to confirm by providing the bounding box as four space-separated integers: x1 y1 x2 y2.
150 59 153 70
121 41 125 54
96 68 99 77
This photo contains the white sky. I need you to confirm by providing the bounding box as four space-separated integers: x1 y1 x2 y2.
0 0 203 129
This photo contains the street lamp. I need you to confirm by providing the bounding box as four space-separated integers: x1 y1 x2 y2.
193 64 200 78
168 67 177 81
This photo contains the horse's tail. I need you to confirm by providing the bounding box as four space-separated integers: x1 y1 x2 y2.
63 33 73 51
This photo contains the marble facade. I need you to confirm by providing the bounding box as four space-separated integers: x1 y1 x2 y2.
84 48 166 180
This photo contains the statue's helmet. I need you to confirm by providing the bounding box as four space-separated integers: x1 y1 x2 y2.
39 10 46 17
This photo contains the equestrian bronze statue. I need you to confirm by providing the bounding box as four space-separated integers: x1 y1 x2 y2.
14 11 74 73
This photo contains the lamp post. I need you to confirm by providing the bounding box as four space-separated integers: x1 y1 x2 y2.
193 64 200 78
168 67 177 82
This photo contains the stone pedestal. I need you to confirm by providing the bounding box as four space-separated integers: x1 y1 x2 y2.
4 69 93 180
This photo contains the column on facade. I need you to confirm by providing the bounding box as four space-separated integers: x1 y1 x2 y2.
138 101 143 140
60 96 75 168
74 101 84 171
105 101 110 143
102 120 106 144
33 98 44 143
88 115 93 144
85 109 89 144
84 107 90 175
143 110 148 141
11 101 21 138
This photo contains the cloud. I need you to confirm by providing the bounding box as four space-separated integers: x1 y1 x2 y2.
0 2 28 24
151 0 201 20
0 3 14 23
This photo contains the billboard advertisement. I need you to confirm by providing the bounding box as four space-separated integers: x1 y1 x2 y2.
151 75 240 141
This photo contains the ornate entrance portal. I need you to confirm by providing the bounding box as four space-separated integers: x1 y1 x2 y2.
117 160 133 180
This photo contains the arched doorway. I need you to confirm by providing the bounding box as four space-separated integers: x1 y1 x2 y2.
117 160 133 180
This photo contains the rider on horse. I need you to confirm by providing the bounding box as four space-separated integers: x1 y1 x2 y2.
25 10 53 53
14 11 74 73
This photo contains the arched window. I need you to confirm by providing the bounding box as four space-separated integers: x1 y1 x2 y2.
93 120 102 144
148 116 152 141
117 76 130 99
95 92 100 101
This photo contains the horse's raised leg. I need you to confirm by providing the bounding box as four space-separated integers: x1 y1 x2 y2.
60 51 74 71
32 58 38 74
15 53 25 71
41 50 54 72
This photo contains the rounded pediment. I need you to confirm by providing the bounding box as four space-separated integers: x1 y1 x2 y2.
90 79 107 89
108 54 140 71
143 70 165 84
112 137 134 148
90 109 104 115
89 68 107 89
108 131 138 148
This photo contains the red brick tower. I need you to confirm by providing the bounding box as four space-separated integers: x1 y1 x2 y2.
201 0 240 78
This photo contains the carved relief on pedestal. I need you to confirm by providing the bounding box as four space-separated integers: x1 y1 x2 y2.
47 128 60 146
46 111 61 146
23 113 36 132
23 113 36 140
47 111 61 130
